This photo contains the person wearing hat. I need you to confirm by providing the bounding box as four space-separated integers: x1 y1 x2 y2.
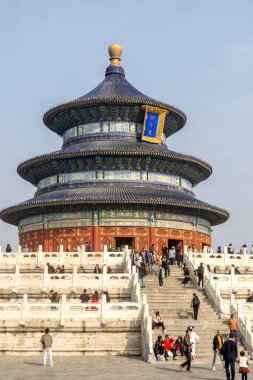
187 326 199 360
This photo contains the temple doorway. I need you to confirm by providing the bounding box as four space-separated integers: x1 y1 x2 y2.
168 239 183 250
115 237 134 250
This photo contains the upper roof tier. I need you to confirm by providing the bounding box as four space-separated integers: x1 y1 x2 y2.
43 44 186 137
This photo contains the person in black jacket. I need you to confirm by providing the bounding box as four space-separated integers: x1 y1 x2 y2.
153 335 164 360
196 263 204 287
180 329 192 372
212 329 224 370
220 333 238 380
191 293 200 320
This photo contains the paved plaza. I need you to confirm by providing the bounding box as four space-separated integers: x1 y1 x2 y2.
0 356 231 380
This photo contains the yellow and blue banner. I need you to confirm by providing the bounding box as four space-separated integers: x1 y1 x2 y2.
141 105 168 144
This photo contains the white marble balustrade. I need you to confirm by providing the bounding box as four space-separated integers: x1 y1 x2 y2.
0 266 134 292
0 245 129 269
0 297 144 324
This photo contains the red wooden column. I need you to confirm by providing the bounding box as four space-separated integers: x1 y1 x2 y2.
43 228 49 252
92 226 101 252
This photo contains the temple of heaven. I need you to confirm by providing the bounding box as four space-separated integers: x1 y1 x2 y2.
0 44 229 252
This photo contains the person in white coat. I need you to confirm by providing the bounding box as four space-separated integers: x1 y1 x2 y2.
187 326 199 359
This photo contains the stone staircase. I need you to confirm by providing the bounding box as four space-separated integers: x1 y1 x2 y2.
142 265 243 361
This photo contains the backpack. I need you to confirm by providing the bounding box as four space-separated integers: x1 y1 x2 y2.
193 296 200 306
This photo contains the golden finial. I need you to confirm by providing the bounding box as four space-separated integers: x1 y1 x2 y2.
108 44 122 66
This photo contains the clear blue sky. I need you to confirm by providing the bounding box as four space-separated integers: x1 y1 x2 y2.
0 0 252 251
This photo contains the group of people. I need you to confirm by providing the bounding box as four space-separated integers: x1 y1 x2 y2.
47 263 65 275
132 244 184 289
48 289 111 304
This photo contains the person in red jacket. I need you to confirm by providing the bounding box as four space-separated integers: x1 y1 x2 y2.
163 335 176 360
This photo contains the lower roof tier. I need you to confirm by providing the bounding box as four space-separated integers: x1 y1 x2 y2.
17 141 212 187
0 185 229 226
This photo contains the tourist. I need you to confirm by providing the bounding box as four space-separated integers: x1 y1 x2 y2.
168 246 176 265
158 264 165 289
228 243 235 254
238 351 249 380
47 263 55 274
41 328 53 367
161 244 167 256
174 336 184 357
76 244 81 252
163 334 176 360
152 311 167 333
196 263 204 287
217 246 222 254
80 289 90 303
181 266 191 287
103 290 110 303
147 249 154 275
107 266 112 274
91 290 100 303
187 326 199 360
228 314 238 342
161 252 169 277
60 265 65 274
138 261 146 288
179 329 192 372
5 243 12 253
212 329 224 371
191 293 200 320
229 264 241 275
85 242 92 252
153 335 165 361
175 245 181 266
220 332 237 380
94 264 102 274
48 290 60 303
246 292 253 302
179 247 184 266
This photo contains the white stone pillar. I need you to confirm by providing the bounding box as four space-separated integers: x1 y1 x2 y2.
14 265 20 288
102 265 107 289
224 246 228 255
59 245 64 264
37 245 43 263
72 265 78 289
21 293 28 323
60 294 67 324
184 245 188 255
230 266 235 287
142 293 147 304
103 245 108 264
43 265 49 289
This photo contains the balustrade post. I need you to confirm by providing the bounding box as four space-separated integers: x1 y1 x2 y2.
243 248 247 266
237 302 241 314
18 245 22 254
132 266 136 274
59 245 64 265
224 246 228 255
142 293 147 304
43 265 49 290
230 266 235 287
14 265 20 288
81 245 85 265
103 245 108 264
101 297 106 320
37 245 43 263
102 264 107 289
72 266 78 289
184 245 188 255
21 294 28 324
60 294 67 324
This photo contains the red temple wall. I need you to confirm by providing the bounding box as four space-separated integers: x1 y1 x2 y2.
19 226 211 253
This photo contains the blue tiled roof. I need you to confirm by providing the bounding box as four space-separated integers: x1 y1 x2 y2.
0 185 229 226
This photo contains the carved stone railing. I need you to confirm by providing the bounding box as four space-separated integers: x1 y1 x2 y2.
0 295 144 326
0 267 134 293
0 245 128 268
